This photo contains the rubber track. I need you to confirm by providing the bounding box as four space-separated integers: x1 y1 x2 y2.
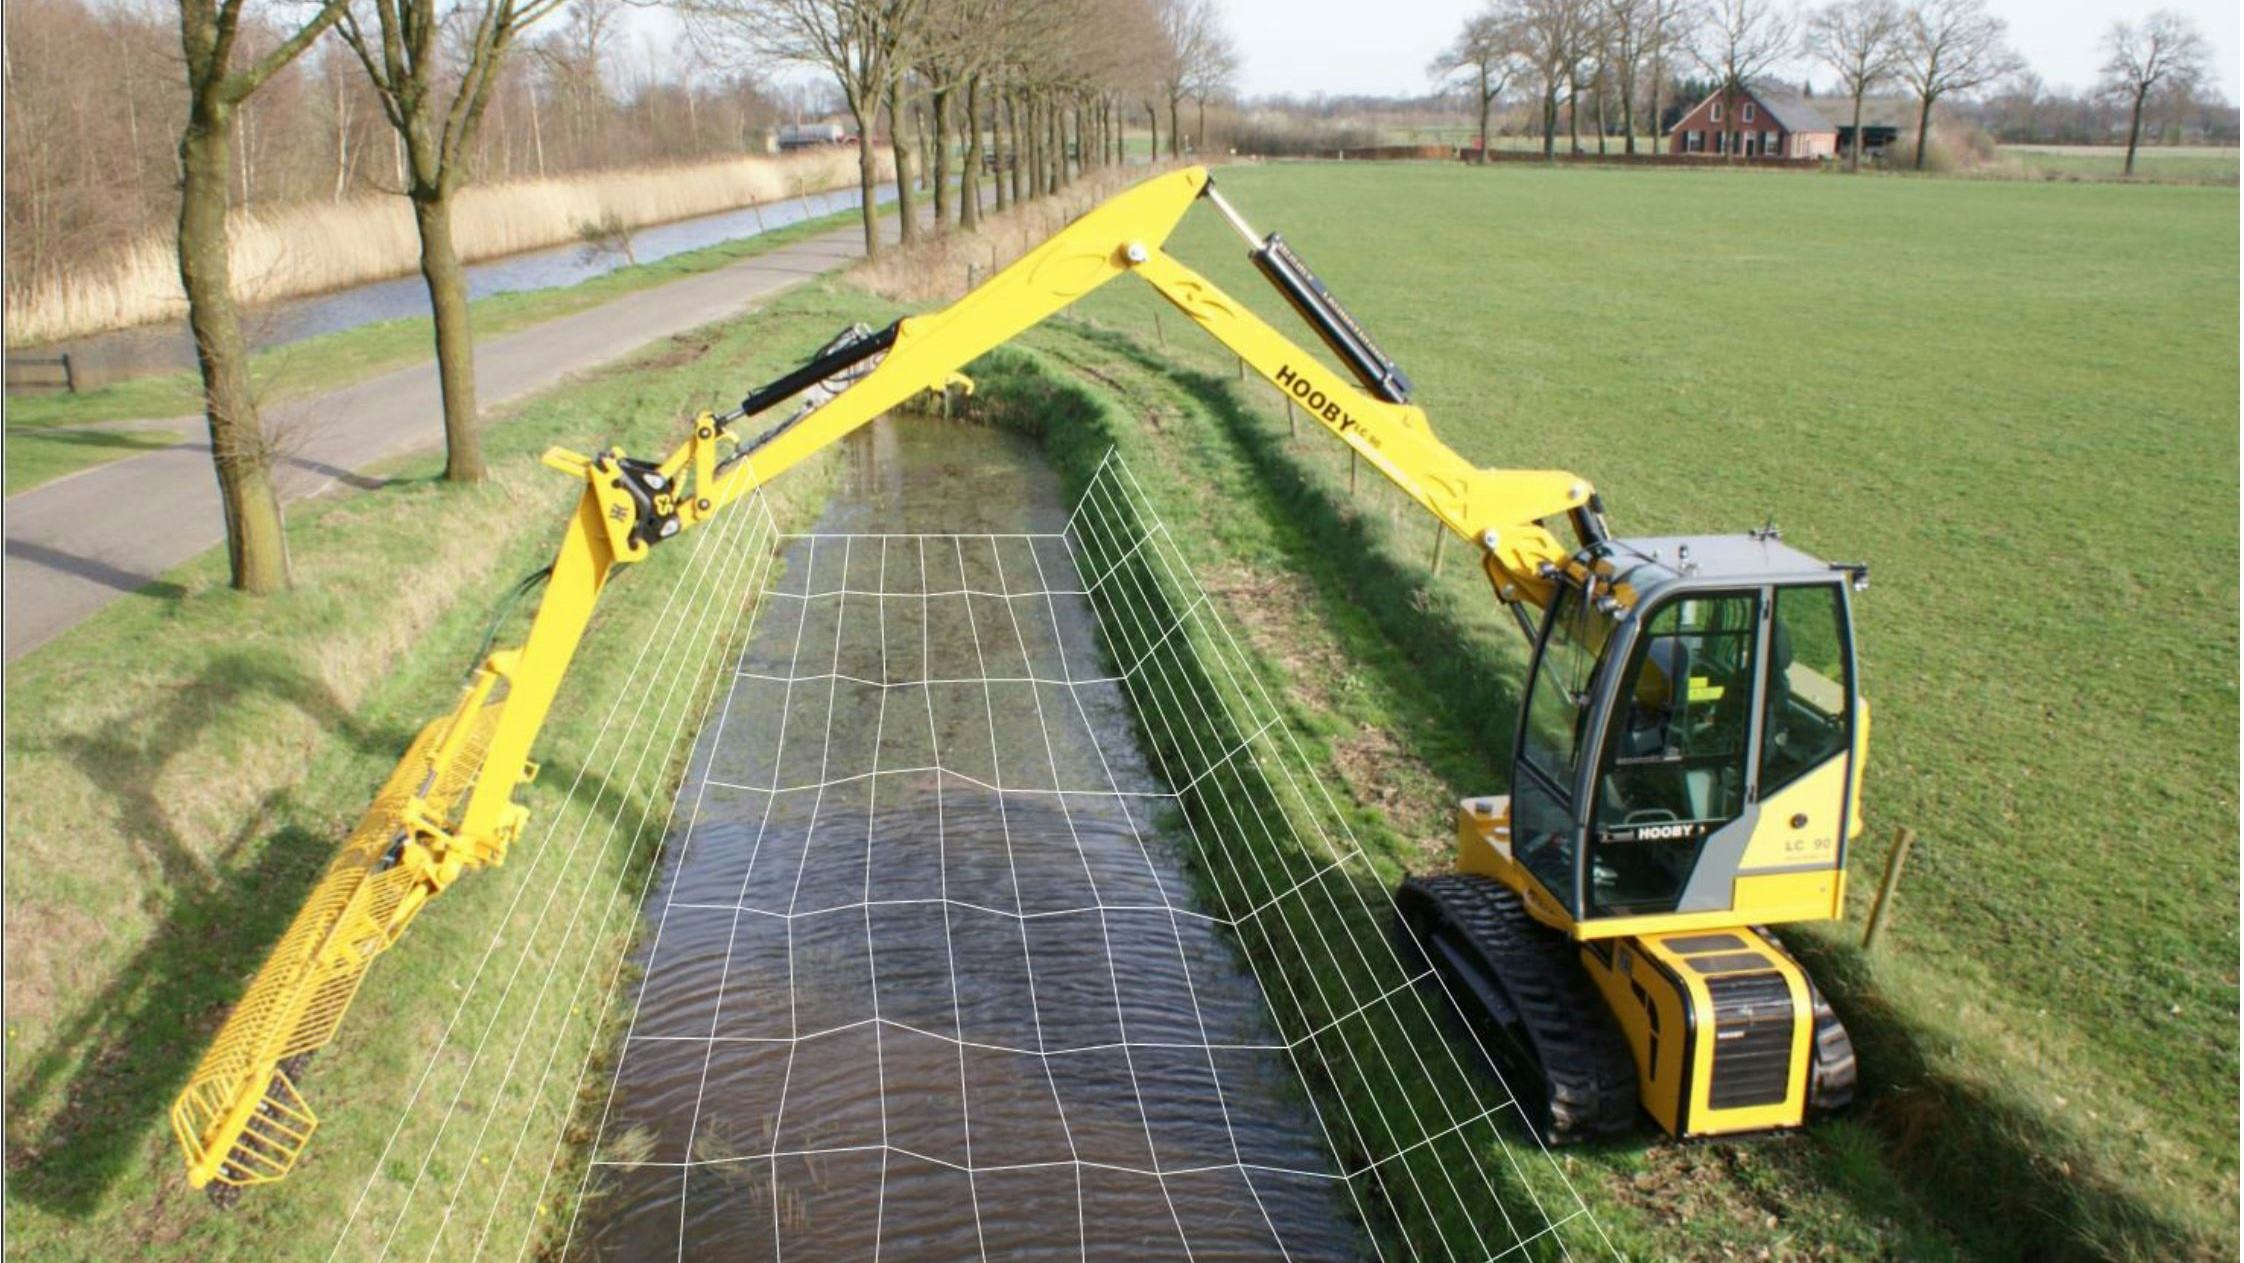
1397 873 1639 1143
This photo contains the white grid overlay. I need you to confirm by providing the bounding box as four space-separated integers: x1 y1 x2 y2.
317 448 1616 1263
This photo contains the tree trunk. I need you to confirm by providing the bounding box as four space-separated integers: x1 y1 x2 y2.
1022 93 1038 200
1542 88 1557 157
888 83 917 244
1476 68 1492 156
1167 91 1181 156
412 182 483 482
1621 77 1636 154
1650 60 1665 154
1196 96 1206 151
178 109 290 593
1848 88 1866 172
1145 102 1158 162
2124 87 2145 176
1044 96 1059 192
1595 71 1609 155
962 74 984 227
1004 91 1022 204
931 85 953 230
851 98 882 259
1913 94 1932 170
1567 80 1581 153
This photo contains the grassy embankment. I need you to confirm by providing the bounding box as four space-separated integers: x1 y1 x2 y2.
1027 160 2237 1260
0 288 888 1260
3 199 885 495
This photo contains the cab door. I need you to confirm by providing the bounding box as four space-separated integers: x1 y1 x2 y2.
1584 590 1763 919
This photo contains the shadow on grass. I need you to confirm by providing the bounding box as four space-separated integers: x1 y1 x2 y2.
1017 323 2210 1262
4 648 668 1220
5 651 403 1216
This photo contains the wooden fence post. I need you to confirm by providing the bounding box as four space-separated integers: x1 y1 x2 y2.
1862 826 1916 951
61 352 77 394
1285 398 1297 439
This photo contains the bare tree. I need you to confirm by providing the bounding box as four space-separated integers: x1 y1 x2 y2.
1514 0 1586 157
2100 10 2210 176
175 0 351 591
1432 6 1523 157
1153 0 1215 156
1184 15 1235 150
339 0 564 483
1598 0 1651 151
1642 0 1692 150
1692 0 1793 158
1804 0 1901 171
1896 0 2020 170
679 0 921 259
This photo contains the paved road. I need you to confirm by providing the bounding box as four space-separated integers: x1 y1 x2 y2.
3 214 902 662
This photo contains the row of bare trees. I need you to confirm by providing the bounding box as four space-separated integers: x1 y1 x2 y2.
17 0 1236 596
3 0 792 309
8 0 805 590
682 0 1235 264
1430 0 2215 175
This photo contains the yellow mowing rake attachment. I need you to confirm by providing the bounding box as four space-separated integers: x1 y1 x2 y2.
171 676 514 1192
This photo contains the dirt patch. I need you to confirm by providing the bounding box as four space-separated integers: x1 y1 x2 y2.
1203 563 1454 868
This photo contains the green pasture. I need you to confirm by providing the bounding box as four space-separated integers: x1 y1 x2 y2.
1054 159 2239 1259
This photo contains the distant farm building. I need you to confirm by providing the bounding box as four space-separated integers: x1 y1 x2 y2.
1832 98 1920 162
1668 82 1837 159
778 121 855 151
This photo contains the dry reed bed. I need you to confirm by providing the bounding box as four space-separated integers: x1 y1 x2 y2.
6 148 894 348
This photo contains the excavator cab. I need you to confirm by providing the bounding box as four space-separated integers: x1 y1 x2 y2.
1411 531 1866 1142
1501 532 1868 933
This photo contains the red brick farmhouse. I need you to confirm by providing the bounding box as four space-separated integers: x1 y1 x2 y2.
1667 82 1839 159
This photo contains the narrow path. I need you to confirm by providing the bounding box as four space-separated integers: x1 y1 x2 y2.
2 211 907 661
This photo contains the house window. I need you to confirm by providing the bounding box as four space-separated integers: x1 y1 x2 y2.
1712 100 1723 123
1687 129 1704 152
1743 102 1757 123
1763 130 1776 154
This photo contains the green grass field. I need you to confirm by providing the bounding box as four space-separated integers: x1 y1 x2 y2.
1048 160 2239 1258
2000 143 2241 185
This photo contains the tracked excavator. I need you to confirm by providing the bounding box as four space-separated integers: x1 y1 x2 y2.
173 164 1864 1193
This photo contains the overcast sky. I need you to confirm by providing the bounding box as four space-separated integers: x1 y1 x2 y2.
1220 0 2240 102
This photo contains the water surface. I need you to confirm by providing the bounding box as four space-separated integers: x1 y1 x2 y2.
570 417 1361 1261
25 182 896 386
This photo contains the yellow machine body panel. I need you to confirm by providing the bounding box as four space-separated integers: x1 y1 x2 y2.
1580 930 1815 1137
1454 768 1852 945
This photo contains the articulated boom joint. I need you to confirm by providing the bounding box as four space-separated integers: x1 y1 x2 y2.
542 412 738 565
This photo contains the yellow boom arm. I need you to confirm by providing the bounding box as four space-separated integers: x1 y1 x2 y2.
172 164 1599 1191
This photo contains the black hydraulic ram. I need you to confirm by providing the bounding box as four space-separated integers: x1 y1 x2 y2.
1200 182 1415 406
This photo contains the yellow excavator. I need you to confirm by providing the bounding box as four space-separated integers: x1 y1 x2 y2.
173 164 1864 1193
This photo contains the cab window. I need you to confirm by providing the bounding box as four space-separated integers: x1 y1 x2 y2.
1590 592 1758 916
1514 582 1604 913
1761 584 1851 793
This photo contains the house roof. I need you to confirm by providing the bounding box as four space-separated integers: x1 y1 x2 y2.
1745 81 1836 134
1828 97 1920 129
